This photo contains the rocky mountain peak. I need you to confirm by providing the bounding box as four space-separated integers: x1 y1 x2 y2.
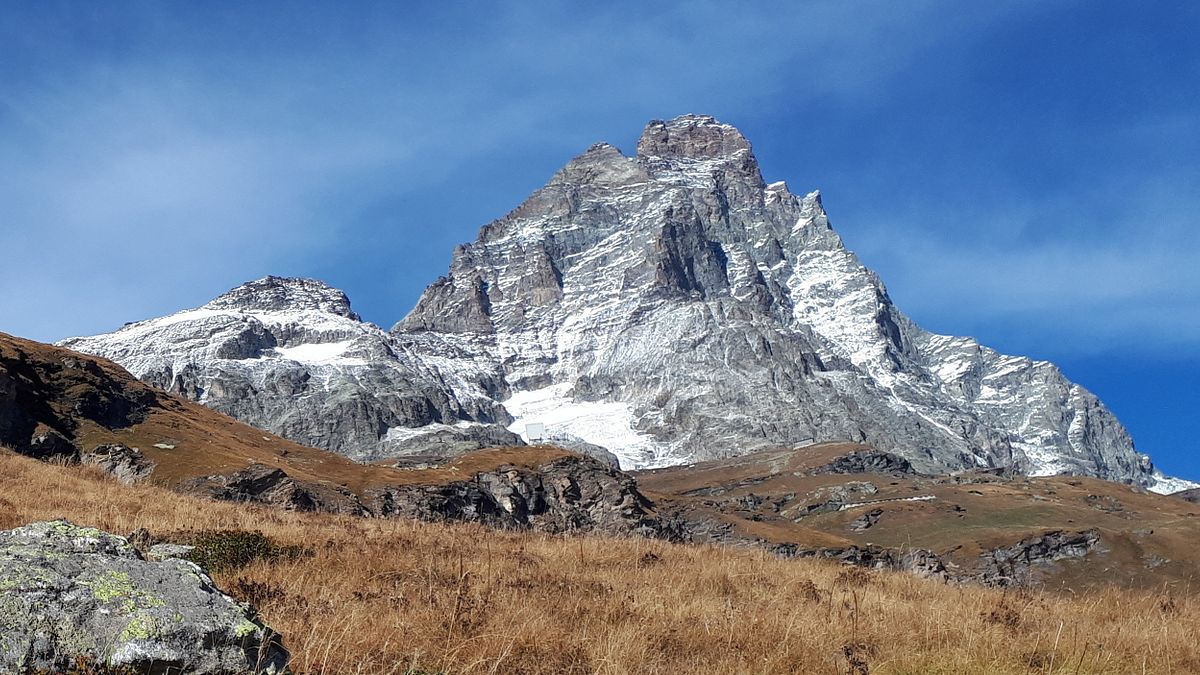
61 114 1194 494
548 142 648 188
636 114 754 162
203 276 361 320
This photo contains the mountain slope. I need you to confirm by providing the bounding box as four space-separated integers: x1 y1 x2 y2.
61 276 519 462
63 115 1187 491
396 115 1175 488
1 331 660 536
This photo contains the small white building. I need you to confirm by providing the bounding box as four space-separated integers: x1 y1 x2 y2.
525 422 546 442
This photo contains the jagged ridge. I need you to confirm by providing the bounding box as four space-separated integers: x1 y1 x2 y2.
62 115 1191 491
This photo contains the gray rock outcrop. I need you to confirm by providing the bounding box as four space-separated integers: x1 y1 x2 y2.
80 444 155 485
186 464 368 516
0 520 287 674
976 529 1101 587
183 451 663 538
366 454 661 536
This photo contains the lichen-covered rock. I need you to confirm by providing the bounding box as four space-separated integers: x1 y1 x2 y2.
0 520 287 674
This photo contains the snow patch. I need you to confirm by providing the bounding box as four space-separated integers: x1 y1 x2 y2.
384 421 488 444
1147 472 1200 495
273 341 354 364
504 384 656 469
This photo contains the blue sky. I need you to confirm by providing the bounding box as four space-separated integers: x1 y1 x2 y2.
2 1 1197 480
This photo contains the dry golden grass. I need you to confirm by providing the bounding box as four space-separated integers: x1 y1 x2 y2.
2 450 1199 674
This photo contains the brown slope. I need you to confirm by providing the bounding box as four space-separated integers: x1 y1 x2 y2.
4 451 1199 674
636 442 1200 591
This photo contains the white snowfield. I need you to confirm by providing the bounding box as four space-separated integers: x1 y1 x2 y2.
60 115 1197 494
503 384 659 469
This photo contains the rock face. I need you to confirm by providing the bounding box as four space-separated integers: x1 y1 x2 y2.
60 276 516 463
61 116 1189 491
1 334 157 460
366 454 661 536
976 529 1101 587
0 520 287 674
183 451 663 538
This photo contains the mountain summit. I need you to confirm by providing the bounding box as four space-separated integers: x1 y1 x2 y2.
63 115 1190 492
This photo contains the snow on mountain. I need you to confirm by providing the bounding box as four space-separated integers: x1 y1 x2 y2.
61 276 518 462
62 116 1193 491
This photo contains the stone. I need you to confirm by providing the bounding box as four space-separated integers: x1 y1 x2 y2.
80 443 155 485
187 464 367 516
0 520 287 674
366 454 663 537
976 529 1100 587
146 543 197 562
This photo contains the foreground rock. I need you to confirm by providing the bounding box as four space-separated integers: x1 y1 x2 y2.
0 520 287 674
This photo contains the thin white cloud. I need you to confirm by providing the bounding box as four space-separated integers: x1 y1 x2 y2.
841 168 1200 356
0 0 1108 345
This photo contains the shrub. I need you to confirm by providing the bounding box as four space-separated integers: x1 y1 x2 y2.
179 529 312 573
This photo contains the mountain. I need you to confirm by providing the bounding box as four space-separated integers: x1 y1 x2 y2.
61 276 520 463
63 115 1189 492
0 331 659 535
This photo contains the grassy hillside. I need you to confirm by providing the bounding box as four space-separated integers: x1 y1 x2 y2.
2 451 1197 674
638 443 1200 590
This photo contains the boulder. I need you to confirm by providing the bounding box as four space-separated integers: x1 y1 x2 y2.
812 450 917 477
80 443 155 485
0 520 288 674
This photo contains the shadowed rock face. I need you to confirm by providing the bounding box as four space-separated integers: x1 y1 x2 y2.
366 455 662 536
0 334 161 488
0 520 287 674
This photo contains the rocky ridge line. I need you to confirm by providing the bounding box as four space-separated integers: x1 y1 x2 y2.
60 116 1192 492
